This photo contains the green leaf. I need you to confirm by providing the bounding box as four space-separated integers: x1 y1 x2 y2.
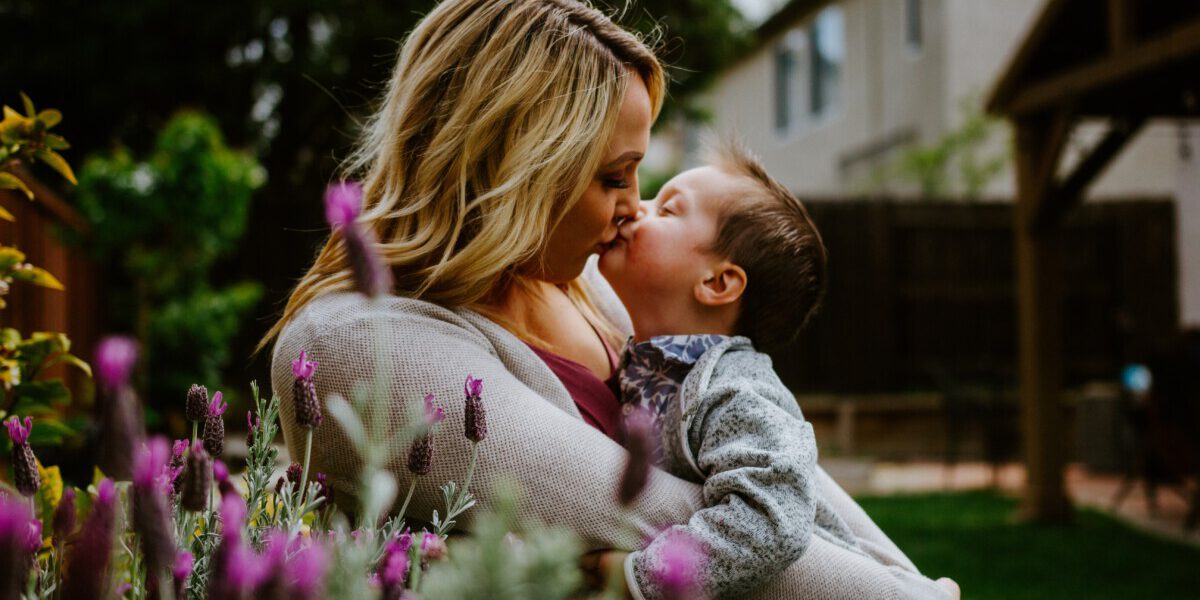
44 134 70 150
28 418 73 446
45 353 92 378
35 109 61 129
31 148 76 185
0 171 34 200
20 92 35 118
0 328 20 352
9 265 65 290
9 379 71 413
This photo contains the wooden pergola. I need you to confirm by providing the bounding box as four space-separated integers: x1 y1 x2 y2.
987 0 1200 521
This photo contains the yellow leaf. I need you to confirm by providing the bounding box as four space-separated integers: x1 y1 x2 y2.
0 172 34 200
36 109 61 129
10 266 64 290
20 92 35 118
36 460 63 510
32 149 76 185
0 204 13 221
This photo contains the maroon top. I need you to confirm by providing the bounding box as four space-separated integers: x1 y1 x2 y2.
527 334 623 443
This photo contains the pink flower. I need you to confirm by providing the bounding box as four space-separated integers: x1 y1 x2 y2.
324 181 363 228
292 350 318 380
24 518 42 554
423 393 445 426
3 415 31 446
287 539 329 599
464 375 483 399
94 336 138 391
420 530 446 561
133 437 170 489
208 391 228 417
654 531 706 600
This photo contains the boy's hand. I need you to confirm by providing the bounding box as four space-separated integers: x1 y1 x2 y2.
580 549 633 598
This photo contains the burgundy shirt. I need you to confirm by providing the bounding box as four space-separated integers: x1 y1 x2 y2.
527 334 624 443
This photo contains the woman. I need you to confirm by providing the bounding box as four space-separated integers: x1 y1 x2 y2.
265 0 954 597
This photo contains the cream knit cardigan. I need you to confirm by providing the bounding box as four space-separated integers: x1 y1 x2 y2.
270 263 950 599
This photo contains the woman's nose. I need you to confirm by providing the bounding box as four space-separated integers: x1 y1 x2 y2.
614 188 639 221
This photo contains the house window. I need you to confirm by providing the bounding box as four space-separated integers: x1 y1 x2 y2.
774 30 806 132
808 6 843 117
906 0 922 52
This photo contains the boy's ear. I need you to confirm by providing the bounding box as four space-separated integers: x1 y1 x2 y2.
694 262 747 307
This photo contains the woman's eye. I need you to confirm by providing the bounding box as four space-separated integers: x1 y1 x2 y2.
603 178 630 189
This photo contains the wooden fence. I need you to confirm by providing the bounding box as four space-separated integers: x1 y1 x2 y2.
771 198 1178 394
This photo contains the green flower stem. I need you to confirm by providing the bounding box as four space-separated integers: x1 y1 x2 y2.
461 442 479 499
191 421 198 445
408 545 423 592
398 478 418 521
298 427 314 506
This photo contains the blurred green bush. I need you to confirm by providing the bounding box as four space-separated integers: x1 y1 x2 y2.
70 112 264 424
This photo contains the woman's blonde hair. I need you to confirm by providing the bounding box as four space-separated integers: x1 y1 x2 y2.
260 0 664 350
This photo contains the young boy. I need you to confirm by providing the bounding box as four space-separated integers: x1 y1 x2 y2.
597 140 956 600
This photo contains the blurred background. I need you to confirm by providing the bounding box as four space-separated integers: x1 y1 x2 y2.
2 0 1199 596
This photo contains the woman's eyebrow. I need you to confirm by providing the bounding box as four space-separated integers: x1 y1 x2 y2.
600 151 643 169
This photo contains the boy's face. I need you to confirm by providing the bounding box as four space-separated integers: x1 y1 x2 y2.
599 166 736 309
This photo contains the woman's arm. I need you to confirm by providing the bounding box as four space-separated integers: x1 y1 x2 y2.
271 295 703 550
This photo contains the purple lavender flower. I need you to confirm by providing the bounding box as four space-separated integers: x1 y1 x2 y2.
213 460 236 498
654 531 707 600
315 472 334 507
406 434 433 476
286 538 329 600
324 181 393 297
132 438 177 582
324 181 363 228
52 487 77 545
62 480 117 598
5 416 39 497
246 411 261 448
209 493 253 599
377 538 409 600
186 383 209 423
420 530 447 561
173 550 194 599
24 519 41 554
292 350 323 428
423 393 445 426
203 390 228 458
180 441 212 512
94 335 138 392
618 406 655 506
463 375 487 443
170 439 188 469
0 495 37 596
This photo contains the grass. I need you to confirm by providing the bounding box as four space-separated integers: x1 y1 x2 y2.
855 490 1200 600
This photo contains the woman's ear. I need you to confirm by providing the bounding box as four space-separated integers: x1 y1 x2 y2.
694 262 747 307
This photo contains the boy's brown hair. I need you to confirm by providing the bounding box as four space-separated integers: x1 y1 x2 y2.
705 137 828 352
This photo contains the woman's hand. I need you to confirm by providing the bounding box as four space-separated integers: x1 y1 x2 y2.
580 549 634 598
937 577 961 599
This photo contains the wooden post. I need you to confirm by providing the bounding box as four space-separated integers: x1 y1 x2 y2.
1013 116 1073 522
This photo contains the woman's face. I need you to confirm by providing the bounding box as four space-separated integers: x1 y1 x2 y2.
535 73 651 283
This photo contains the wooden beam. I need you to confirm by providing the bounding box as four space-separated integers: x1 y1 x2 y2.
987 0 1071 114
1031 108 1074 199
1107 0 1134 53
1032 116 1146 233
1006 17 1200 116
1012 117 1072 523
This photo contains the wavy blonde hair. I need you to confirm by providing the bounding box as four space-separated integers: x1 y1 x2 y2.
260 0 664 351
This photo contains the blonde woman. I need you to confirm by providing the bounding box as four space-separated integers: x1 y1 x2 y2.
265 1 955 598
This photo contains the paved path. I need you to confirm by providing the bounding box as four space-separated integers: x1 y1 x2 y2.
822 459 1200 546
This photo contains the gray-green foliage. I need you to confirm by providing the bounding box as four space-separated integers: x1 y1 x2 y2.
421 481 584 600
882 93 1010 200
72 112 264 413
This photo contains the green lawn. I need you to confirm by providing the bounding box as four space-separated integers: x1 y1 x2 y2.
856 491 1200 600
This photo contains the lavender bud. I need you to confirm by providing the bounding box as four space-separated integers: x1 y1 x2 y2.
94 336 138 393
52 488 77 544
132 438 176 582
406 435 433 476
0 495 37 595
463 376 488 443
203 391 228 458
63 480 117 598
291 351 322 428
246 411 260 449
325 182 392 297
181 441 212 512
5 416 40 497
186 384 209 422
618 407 655 507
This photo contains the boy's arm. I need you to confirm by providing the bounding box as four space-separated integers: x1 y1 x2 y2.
627 378 819 599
